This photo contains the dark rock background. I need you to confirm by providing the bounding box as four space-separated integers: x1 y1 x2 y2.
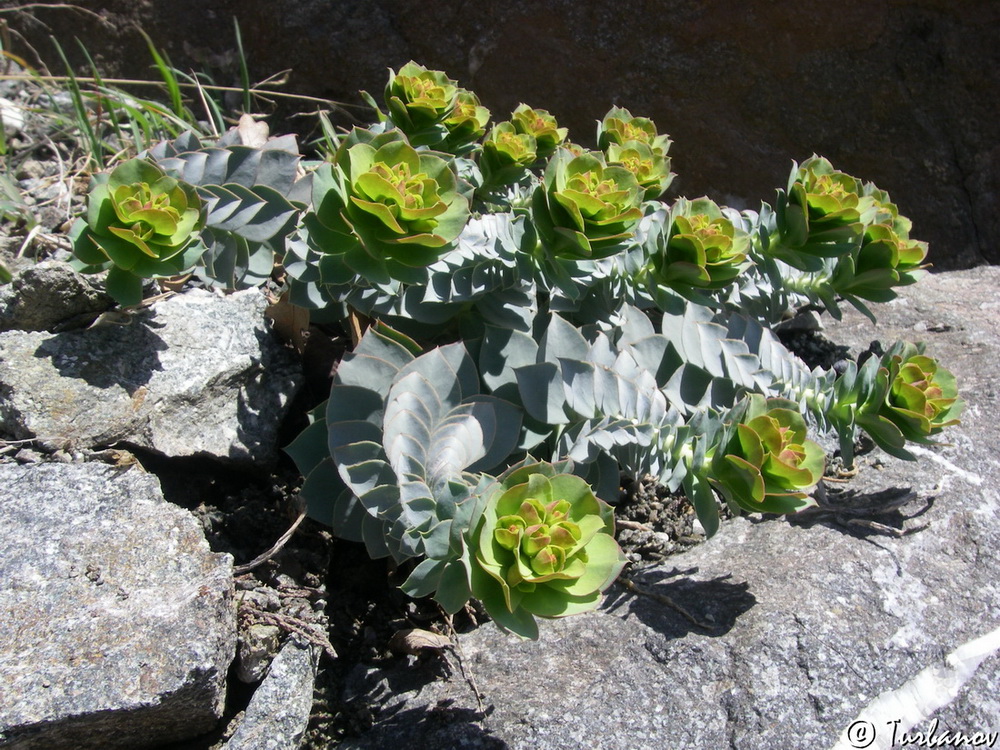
4 1 997 270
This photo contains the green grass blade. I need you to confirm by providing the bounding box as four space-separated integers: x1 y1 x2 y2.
139 29 184 120
76 38 126 151
233 17 252 114
50 36 103 167
316 110 340 159
174 69 223 135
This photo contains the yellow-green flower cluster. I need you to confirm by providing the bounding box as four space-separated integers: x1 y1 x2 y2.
70 158 204 305
471 467 626 639
710 395 825 515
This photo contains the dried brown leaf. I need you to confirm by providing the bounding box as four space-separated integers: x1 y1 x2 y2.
388 628 452 655
237 113 269 148
265 290 310 353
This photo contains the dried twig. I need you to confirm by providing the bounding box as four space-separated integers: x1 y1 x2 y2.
0 3 114 27
843 517 929 537
442 611 487 718
799 487 930 537
240 604 337 662
0 72 359 109
233 508 307 575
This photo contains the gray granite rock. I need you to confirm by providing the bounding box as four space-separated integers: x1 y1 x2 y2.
0 260 112 333
0 462 236 749
224 638 320 750
338 267 1000 749
236 623 283 684
0 288 301 464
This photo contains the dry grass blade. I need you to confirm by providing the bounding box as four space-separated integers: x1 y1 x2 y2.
0 73 356 111
0 4 114 28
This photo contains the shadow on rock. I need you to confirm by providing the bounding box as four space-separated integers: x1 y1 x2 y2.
604 566 757 639
33 312 166 395
340 660 507 750
343 705 507 750
787 485 936 540
232 327 302 464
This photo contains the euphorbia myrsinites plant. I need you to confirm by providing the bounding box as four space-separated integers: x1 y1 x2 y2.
68 61 962 638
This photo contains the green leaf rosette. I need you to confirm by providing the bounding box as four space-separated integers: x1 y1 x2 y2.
831 217 928 304
648 196 749 292
710 394 824 515
305 128 471 290
597 107 673 200
385 61 459 132
510 104 569 158
69 158 204 306
770 156 877 270
855 343 964 458
531 148 644 260
441 89 491 154
605 140 674 199
471 466 627 639
480 122 538 188
597 107 672 156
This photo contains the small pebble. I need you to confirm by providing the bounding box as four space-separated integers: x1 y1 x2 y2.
0 96 25 135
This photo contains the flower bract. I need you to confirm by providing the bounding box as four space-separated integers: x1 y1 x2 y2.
471 467 626 639
385 61 460 132
70 158 204 305
649 197 749 290
710 395 824 515
532 149 644 260
510 104 568 157
597 107 672 156
857 344 964 448
305 129 471 288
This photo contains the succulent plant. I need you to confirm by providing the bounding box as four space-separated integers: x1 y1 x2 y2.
768 155 877 270
595 107 673 201
605 140 673 199
70 158 204 306
510 104 569 158
884 351 962 435
531 149 644 261
646 197 749 295
752 172 932 324
470 463 627 638
830 217 928 306
487 301 819 526
287 324 523 610
708 394 824 515
147 129 302 290
441 90 491 155
385 61 459 133
847 343 965 460
285 207 537 335
393 212 538 331
597 107 672 156
270 67 967 643
304 128 471 291
480 122 538 188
